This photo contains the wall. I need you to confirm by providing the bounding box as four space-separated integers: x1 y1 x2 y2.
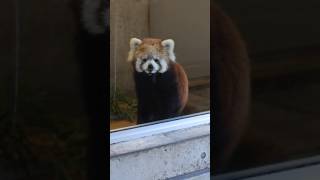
150 0 210 79
110 0 211 92
110 0 150 93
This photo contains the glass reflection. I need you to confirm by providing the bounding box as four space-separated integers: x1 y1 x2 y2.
214 0 320 174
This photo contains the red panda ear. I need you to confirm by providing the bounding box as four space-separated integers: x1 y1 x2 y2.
161 39 176 61
128 38 142 62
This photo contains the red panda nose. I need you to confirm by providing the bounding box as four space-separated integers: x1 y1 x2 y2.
148 64 153 71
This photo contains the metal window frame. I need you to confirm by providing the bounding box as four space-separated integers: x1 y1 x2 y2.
110 111 210 180
214 155 320 180
110 111 210 144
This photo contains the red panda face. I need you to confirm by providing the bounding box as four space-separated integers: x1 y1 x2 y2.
128 38 176 75
135 56 164 75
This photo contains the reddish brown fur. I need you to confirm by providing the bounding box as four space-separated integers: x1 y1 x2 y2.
172 62 189 113
134 38 172 63
130 37 189 123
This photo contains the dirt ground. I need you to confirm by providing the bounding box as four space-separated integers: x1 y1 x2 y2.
110 77 210 130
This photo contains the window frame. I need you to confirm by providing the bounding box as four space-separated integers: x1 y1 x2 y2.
213 155 320 180
110 111 210 144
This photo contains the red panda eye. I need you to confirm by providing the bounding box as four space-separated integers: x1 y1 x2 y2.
154 59 159 63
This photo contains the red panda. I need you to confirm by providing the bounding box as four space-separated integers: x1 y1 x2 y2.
212 4 250 173
128 38 189 124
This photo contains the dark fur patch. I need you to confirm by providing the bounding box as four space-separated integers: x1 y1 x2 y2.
134 68 182 124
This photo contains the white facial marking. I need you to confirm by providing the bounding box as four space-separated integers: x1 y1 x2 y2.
135 58 143 72
150 59 160 73
159 59 168 73
161 39 176 62
137 58 163 74
128 38 142 62
142 61 151 73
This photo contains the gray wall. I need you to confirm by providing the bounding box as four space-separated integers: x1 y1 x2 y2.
110 0 150 93
110 0 210 92
150 0 210 79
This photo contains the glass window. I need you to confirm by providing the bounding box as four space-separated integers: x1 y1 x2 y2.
215 0 320 174
110 0 210 130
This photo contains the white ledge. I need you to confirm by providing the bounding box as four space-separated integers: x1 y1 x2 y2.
110 112 211 180
110 123 210 157
110 111 210 145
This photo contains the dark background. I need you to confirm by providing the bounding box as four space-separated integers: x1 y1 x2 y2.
0 0 108 179
2 0 320 178
217 0 320 174
218 0 320 54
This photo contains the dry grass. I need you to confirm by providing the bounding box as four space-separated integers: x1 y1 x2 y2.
110 86 137 121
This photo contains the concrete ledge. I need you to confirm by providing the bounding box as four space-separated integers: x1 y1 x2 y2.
110 124 209 157
110 114 210 180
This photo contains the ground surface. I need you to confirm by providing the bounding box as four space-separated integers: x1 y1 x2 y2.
110 77 210 130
